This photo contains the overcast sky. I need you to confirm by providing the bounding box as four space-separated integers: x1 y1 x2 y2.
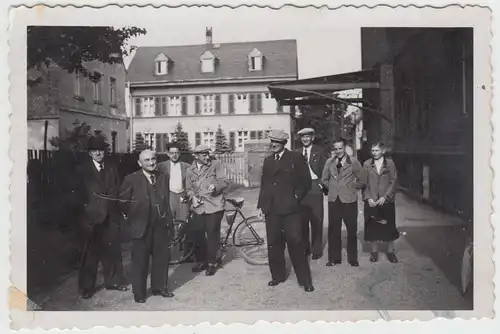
115 6 362 79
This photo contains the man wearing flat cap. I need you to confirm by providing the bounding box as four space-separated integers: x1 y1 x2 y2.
75 135 128 300
296 127 328 260
257 130 314 292
186 144 230 276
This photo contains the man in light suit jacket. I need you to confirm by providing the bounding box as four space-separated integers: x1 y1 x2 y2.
119 149 174 303
296 127 328 260
321 138 364 267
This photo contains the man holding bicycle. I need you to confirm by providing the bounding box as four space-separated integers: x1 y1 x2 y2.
186 145 231 276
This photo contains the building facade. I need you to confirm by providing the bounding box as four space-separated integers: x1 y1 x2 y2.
361 28 473 219
127 29 297 153
27 60 129 152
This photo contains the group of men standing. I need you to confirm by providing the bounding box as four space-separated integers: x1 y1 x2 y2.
75 136 229 304
257 128 364 292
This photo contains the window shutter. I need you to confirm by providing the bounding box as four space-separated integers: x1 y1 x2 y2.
249 94 255 113
228 94 235 114
163 133 169 151
257 131 263 139
155 97 161 116
162 97 168 115
195 132 201 146
229 132 235 151
195 95 201 114
155 133 161 151
250 131 256 140
256 93 262 112
135 98 142 116
215 94 221 114
181 96 187 115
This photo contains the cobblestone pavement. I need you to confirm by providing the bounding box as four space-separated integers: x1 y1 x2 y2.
34 188 472 311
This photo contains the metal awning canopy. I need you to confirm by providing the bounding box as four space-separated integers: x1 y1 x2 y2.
268 69 391 122
268 69 379 106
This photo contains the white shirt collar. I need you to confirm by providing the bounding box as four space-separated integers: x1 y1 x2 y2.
276 150 285 159
92 159 103 171
142 169 154 182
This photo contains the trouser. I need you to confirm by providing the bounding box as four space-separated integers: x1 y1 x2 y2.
300 179 324 256
78 217 125 291
328 198 358 262
192 211 224 265
266 212 312 286
169 191 194 257
131 219 171 299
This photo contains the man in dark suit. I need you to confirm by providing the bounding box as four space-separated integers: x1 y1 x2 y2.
296 127 328 260
157 142 193 261
257 130 314 292
321 138 364 267
119 149 174 303
75 136 128 299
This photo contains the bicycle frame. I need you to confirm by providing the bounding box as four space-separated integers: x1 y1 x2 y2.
222 207 265 248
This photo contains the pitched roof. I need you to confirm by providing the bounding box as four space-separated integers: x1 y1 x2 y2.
127 39 297 84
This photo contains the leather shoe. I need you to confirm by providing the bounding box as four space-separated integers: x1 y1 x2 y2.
81 290 93 299
192 263 208 273
387 252 398 263
134 296 146 303
349 260 360 267
205 264 217 276
152 290 174 298
106 284 129 291
326 260 341 267
304 284 315 292
268 279 285 287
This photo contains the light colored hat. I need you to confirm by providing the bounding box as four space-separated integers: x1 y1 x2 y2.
193 144 211 153
268 130 289 143
297 127 315 136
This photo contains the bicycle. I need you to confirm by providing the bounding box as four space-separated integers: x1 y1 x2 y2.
168 197 268 266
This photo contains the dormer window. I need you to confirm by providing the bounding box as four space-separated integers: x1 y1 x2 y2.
154 53 169 76
248 48 263 71
200 50 216 73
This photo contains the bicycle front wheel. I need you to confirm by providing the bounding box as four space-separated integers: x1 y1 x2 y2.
233 216 268 265
169 219 195 265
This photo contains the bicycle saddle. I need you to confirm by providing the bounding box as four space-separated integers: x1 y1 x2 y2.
226 197 245 208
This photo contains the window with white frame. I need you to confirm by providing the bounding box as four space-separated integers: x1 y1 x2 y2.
168 96 183 116
109 77 117 106
154 53 169 75
202 95 215 114
202 131 215 150
91 71 103 103
237 131 249 150
74 70 84 97
200 50 215 73
248 48 263 71
141 97 155 117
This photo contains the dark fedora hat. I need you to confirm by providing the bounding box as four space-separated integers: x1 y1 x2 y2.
87 136 108 151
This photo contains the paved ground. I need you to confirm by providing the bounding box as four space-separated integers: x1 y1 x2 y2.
32 188 472 311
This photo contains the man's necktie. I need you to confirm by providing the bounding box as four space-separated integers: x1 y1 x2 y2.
150 174 156 185
275 154 279 161
303 149 308 163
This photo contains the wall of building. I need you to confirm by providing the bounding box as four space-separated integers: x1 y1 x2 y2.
27 118 59 150
130 82 293 152
58 110 130 153
132 113 291 152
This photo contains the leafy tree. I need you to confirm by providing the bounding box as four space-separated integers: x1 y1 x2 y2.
133 133 149 152
215 125 231 153
172 122 191 154
27 26 146 86
49 120 110 152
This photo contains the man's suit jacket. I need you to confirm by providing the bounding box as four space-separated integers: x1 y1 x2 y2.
321 154 364 204
157 160 189 194
75 158 121 227
258 149 312 215
119 170 172 239
296 144 328 180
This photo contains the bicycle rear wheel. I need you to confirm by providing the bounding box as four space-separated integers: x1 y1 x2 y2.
169 219 195 265
233 216 268 265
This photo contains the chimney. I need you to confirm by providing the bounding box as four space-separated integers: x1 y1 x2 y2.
205 27 213 45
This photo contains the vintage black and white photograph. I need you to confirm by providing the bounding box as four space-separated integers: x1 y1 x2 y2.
8 3 493 329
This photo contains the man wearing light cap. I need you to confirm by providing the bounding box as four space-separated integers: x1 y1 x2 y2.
257 130 314 292
186 144 230 276
296 127 328 260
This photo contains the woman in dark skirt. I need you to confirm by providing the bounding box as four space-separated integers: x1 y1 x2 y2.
362 142 400 263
